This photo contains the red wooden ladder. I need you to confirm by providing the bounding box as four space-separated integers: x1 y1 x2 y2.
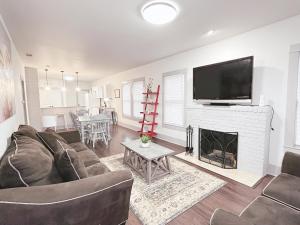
139 85 160 137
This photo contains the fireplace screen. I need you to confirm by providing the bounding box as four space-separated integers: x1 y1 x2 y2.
199 128 238 169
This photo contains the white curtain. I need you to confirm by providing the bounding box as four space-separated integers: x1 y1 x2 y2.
163 73 185 127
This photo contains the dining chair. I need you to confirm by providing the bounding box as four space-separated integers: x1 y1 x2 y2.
70 112 91 142
69 112 81 130
89 119 108 148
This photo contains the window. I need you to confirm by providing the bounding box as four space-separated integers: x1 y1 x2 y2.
295 56 300 145
163 70 185 128
122 83 131 117
285 44 300 149
132 81 144 118
122 79 144 119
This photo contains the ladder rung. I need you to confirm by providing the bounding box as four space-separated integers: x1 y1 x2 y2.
140 112 158 115
141 102 158 105
138 131 158 137
139 121 158 126
142 92 158 95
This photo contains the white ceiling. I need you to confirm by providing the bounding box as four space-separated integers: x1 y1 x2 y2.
1 0 300 81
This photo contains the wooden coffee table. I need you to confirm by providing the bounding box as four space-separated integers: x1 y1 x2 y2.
121 139 175 184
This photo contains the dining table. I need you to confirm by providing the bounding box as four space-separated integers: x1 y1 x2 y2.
77 114 111 143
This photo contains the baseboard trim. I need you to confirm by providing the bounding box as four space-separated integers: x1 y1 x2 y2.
156 133 185 147
118 122 185 147
118 122 139 132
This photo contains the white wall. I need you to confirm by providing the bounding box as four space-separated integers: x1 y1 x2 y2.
25 67 42 130
0 15 25 156
94 14 300 174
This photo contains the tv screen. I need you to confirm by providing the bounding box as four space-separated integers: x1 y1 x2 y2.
193 56 253 104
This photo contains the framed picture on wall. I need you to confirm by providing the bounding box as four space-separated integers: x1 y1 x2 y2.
114 89 120 98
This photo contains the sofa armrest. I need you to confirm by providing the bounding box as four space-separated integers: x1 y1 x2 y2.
210 209 254 225
0 170 133 225
281 151 300 177
57 130 81 144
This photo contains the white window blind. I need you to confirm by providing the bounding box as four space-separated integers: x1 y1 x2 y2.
132 81 144 119
122 83 131 117
295 56 300 145
163 73 185 127
122 79 144 119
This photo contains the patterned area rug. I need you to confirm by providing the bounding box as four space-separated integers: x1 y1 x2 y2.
100 154 225 225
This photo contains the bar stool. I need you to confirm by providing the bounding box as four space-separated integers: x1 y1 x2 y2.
56 113 68 130
42 115 58 131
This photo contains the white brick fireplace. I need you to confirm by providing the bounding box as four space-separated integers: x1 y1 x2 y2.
185 106 272 177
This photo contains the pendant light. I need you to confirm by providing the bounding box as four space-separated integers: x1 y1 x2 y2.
61 70 66 92
45 68 51 90
75 72 81 92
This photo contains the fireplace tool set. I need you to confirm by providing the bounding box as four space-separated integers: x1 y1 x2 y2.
186 125 194 155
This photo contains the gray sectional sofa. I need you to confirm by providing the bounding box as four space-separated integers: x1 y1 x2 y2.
210 151 300 225
0 125 133 225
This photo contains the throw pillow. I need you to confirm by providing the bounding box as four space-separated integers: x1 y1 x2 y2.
12 125 41 142
0 139 63 188
37 130 67 154
55 140 88 181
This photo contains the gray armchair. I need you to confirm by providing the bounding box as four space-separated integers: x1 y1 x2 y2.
281 151 300 177
211 151 300 225
210 196 300 225
263 151 300 210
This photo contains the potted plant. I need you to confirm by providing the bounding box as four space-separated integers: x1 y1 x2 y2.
146 77 154 93
140 134 151 148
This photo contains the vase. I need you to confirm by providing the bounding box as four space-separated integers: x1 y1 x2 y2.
141 142 150 148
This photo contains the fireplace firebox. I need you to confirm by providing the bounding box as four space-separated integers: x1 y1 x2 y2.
198 128 238 169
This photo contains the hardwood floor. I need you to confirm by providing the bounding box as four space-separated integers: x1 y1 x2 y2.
92 125 273 225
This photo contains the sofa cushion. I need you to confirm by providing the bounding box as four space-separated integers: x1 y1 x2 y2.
12 125 41 142
57 130 81 144
37 130 67 154
69 142 90 152
86 163 110 176
55 141 88 181
76 150 101 167
0 138 63 188
240 196 300 225
263 173 300 210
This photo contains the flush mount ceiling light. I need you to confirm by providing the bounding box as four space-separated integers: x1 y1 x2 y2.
141 1 179 25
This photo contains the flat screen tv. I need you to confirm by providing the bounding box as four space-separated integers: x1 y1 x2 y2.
193 56 253 104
